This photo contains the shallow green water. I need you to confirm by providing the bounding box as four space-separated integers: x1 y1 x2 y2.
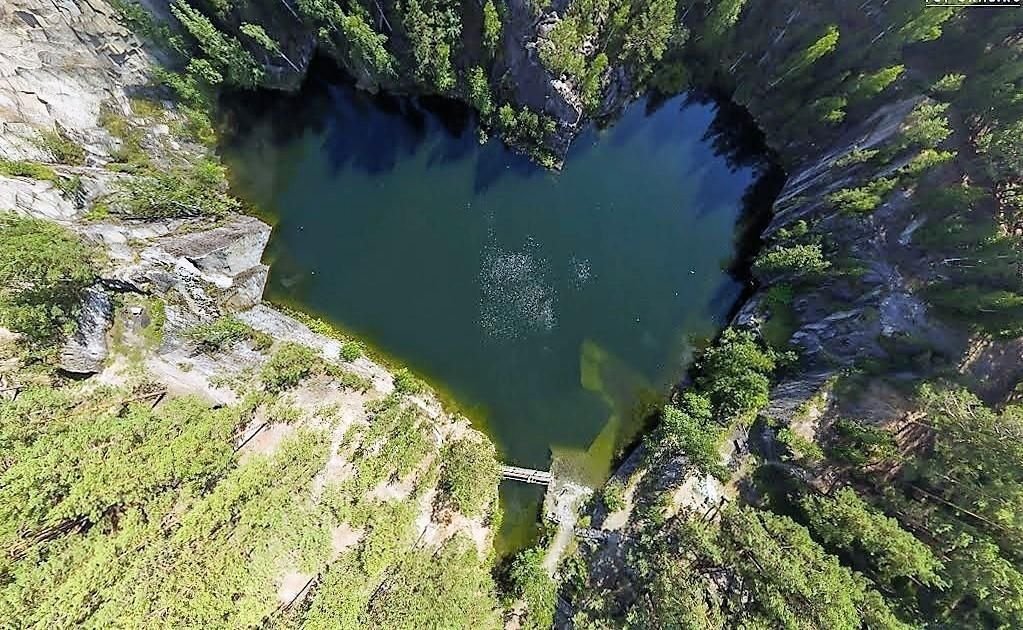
224 79 770 550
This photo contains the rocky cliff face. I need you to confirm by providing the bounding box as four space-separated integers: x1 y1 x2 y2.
0 0 496 588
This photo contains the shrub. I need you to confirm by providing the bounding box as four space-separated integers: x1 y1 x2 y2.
339 340 363 362
899 102 951 149
113 159 241 218
753 243 830 279
188 315 268 352
439 437 499 517
0 214 97 344
827 418 898 466
901 148 955 177
507 548 556 630
833 148 879 168
0 159 57 181
828 178 897 213
602 480 626 512
36 128 86 166
393 367 427 395
466 66 493 117
482 0 501 54
261 342 320 392
324 364 372 392
930 73 965 95
776 427 824 464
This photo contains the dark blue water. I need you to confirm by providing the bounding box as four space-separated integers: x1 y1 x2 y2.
224 78 772 550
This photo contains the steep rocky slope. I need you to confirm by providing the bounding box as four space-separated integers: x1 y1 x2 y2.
0 2 504 625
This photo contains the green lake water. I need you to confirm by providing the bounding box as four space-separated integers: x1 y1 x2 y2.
223 77 773 551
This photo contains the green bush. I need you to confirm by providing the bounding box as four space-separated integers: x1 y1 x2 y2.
753 243 830 279
0 159 57 181
833 148 879 168
0 214 97 344
899 101 951 149
393 367 427 395
901 148 955 177
324 363 372 392
508 547 556 630
439 437 499 517
339 340 363 362
188 315 268 352
828 177 897 213
36 128 86 166
930 73 965 95
602 480 626 512
113 159 241 218
776 427 824 464
261 342 320 392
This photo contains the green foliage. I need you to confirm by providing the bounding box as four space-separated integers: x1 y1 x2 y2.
900 148 955 177
695 328 776 419
392 367 427 395
36 128 86 166
760 283 797 350
899 101 952 149
827 418 898 467
847 65 903 104
108 0 188 54
776 426 823 464
339 339 363 362
0 214 96 344
439 437 499 516
703 0 747 41
497 104 557 164
926 285 1023 338
400 0 462 92
828 177 897 213
170 0 263 88
753 242 830 279
619 0 679 82
188 315 270 352
930 72 965 95
508 547 556 630
778 24 839 82
98 103 154 169
0 159 57 182
976 117 1023 182
340 12 397 82
602 479 626 511
482 0 502 55
897 6 954 43
651 392 727 479
615 506 908 629
803 488 943 586
812 95 846 124
833 147 879 168
112 158 241 218
466 66 493 117
261 342 321 392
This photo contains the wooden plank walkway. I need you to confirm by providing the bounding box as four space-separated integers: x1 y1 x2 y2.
500 465 553 485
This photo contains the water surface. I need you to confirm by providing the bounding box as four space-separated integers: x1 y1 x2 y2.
224 78 771 549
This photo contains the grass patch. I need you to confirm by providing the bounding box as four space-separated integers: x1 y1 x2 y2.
35 128 86 166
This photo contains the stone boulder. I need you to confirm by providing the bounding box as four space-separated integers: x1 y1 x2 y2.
59 286 113 374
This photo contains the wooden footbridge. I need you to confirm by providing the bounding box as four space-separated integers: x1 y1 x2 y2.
500 465 553 485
